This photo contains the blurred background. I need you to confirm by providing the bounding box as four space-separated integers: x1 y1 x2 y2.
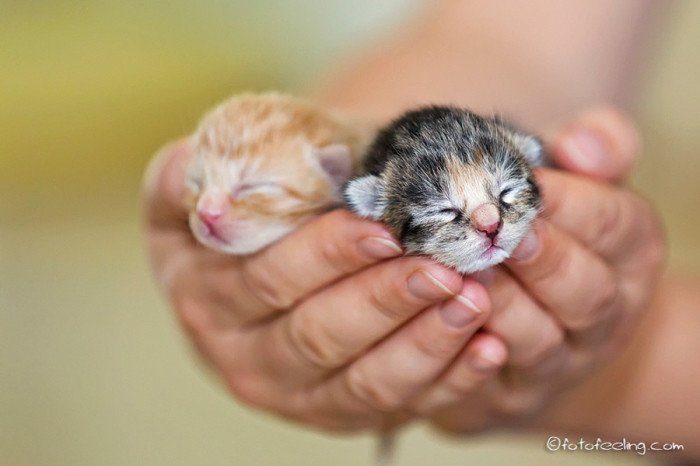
1 1 698 465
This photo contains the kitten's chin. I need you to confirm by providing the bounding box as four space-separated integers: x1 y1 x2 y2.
452 248 511 274
190 217 296 256
193 232 280 255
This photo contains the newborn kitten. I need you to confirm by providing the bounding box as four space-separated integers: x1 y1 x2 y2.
345 105 543 274
185 93 374 254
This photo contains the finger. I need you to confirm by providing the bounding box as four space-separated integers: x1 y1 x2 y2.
485 379 550 420
306 282 490 417
500 344 572 389
205 210 400 325
548 106 640 183
507 220 621 331
145 140 405 326
486 345 582 419
484 268 565 367
430 400 492 436
143 138 193 230
410 333 507 415
238 257 468 382
536 168 659 263
169 293 237 377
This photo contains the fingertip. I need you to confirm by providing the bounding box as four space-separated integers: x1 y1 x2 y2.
467 333 508 370
551 106 640 182
460 278 491 317
320 209 400 250
143 138 193 226
418 262 465 297
358 236 403 260
583 106 641 162
509 225 542 263
143 138 192 195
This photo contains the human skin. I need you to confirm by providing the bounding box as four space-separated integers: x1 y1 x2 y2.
143 109 664 432
144 0 699 460
311 1 699 459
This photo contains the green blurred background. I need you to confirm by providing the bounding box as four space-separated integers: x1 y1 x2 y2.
1 1 698 465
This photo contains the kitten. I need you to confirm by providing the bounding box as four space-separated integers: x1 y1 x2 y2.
185 93 375 254
345 105 543 274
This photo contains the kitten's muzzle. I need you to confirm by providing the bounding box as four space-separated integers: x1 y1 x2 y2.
198 209 222 227
471 203 502 239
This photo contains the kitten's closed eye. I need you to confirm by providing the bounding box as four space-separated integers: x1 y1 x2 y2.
499 187 516 206
234 182 284 198
344 104 542 274
186 178 202 194
437 207 462 221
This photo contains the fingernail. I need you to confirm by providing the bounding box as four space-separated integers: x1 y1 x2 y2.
469 348 503 370
511 228 540 262
440 294 481 328
407 270 454 300
561 127 607 172
359 236 402 259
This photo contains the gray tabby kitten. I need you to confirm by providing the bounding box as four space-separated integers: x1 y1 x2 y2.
345 105 543 274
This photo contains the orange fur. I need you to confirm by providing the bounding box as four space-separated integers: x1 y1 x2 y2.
185 92 375 254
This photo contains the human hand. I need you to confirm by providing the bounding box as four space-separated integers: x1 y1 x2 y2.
143 107 665 434
424 108 667 433
144 138 503 431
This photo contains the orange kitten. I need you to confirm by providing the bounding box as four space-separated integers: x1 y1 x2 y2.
185 93 375 254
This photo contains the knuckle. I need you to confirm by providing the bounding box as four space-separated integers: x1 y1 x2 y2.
596 106 641 159
589 276 619 320
224 371 271 410
491 389 543 419
242 261 294 310
345 367 404 412
593 196 623 247
637 200 668 269
408 401 434 418
643 238 667 276
567 270 620 331
281 389 313 419
285 313 340 370
367 277 414 323
317 236 353 274
442 375 481 396
412 329 463 361
592 104 627 123
514 322 564 367
409 388 460 417
529 232 573 286
491 274 519 317
171 294 210 341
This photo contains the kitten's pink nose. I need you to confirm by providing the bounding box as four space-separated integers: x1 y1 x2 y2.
196 192 225 228
197 209 221 227
471 203 502 239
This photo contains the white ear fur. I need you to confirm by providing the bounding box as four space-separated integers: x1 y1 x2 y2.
344 175 386 220
312 143 353 186
511 133 544 166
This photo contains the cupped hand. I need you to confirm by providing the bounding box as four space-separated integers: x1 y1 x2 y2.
426 107 667 434
144 106 665 435
144 139 498 432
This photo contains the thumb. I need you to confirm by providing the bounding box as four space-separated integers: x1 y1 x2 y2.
547 106 641 183
142 138 193 229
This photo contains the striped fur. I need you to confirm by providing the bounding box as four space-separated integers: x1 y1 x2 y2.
345 106 542 273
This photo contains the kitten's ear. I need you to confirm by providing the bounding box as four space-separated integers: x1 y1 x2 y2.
311 143 353 186
511 133 544 166
344 175 386 220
